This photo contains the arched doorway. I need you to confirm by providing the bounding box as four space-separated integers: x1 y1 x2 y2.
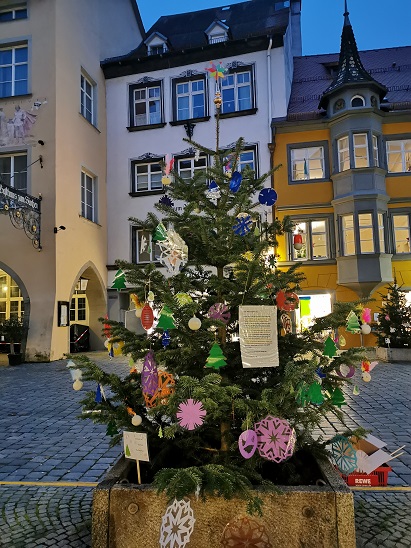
0 266 29 359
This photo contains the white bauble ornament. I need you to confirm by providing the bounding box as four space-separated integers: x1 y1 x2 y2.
188 316 201 330
361 324 371 335
131 414 142 426
362 372 371 382
104 339 109 348
73 379 83 391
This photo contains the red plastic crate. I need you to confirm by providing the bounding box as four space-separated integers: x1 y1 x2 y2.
341 464 392 487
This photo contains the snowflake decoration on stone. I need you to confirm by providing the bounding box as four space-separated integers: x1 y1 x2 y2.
159 499 195 548
331 435 358 474
221 516 272 548
233 213 253 236
177 399 206 430
254 415 296 463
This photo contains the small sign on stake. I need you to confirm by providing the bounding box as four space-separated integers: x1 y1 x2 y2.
123 431 150 484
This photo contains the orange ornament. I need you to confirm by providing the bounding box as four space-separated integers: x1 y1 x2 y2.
276 290 299 312
141 303 154 330
143 370 175 408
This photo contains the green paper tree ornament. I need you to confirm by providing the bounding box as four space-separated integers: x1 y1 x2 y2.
106 421 118 436
205 342 227 370
330 387 346 407
346 311 361 334
152 222 168 242
157 305 176 330
125 444 131 457
307 382 324 405
112 269 127 291
323 335 337 358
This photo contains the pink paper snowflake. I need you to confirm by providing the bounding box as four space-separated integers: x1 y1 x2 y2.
176 399 206 430
254 415 296 463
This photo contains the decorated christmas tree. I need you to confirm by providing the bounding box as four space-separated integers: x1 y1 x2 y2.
375 283 411 348
71 72 365 514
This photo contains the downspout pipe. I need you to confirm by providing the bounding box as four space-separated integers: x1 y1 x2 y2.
267 36 273 144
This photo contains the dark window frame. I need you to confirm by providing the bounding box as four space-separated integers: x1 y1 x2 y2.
287 215 334 262
287 141 330 184
131 226 162 264
128 80 164 130
171 73 208 123
130 156 164 194
219 64 256 117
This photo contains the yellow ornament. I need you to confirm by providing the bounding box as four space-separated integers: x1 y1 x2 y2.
339 335 346 347
188 316 201 330
162 175 171 186
73 379 83 391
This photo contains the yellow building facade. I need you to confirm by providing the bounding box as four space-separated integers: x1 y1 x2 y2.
272 13 411 347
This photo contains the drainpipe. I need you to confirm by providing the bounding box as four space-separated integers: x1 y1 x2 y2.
267 36 273 144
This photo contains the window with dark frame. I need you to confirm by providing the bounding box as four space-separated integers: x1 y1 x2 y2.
131 159 163 193
386 138 411 173
393 214 411 254
221 67 254 114
81 170 97 223
132 227 162 264
290 145 325 181
0 4 27 22
129 82 162 128
0 152 27 191
174 77 206 121
290 219 329 261
80 72 96 126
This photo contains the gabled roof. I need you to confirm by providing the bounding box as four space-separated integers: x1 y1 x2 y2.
103 0 289 65
144 32 168 46
204 20 230 35
285 46 411 118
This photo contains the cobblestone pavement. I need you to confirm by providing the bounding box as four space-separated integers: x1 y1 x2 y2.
0 353 410 547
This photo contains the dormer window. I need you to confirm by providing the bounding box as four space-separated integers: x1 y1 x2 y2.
351 95 365 107
144 32 168 57
205 20 229 45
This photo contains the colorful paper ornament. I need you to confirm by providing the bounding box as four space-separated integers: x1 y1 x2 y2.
205 180 221 202
280 313 292 334
205 61 227 81
254 415 296 463
293 232 303 250
143 370 175 408
152 223 168 242
205 342 227 370
175 293 193 306
315 367 326 379
158 195 174 208
331 435 357 474
111 269 126 291
188 316 201 331
233 213 253 236
157 305 176 330
362 372 372 382
141 303 154 331
162 175 172 186
158 229 188 274
141 351 159 397
330 387 346 407
346 311 361 334
276 291 299 311
361 308 372 324
353 385 360 396
361 360 370 372
307 382 324 405
131 414 142 426
73 379 83 391
176 399 207 430
159 499 196 548
207 303 231 324
229 171 242 192
258 187 277 206
337 364 355 378
221 516 272 548
95 384 102 403
162 330 171 347
361 323 371 335
323 335 337 358
107 340 124 357
147 291 155 302
339 335 346 347
238 430 258 459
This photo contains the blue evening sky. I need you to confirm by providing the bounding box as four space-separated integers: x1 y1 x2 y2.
138 0 410 56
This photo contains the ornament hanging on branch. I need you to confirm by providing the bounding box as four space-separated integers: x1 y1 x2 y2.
330 387 346 407
233 213 253 236
141 351 159 397
207 303 231 324
162 329 171 348
152 223 168 242
111 269 126 291
254 415 296 463
205 180 221 203
188 316 201 331
346 311 361 334
158 195 174 208
205 342 227 370
174 293 193 306
143 370 175 408
238 429 258 459
157 305 176 330
258 187 277 206
141 303 154 331
323 335 337 358
337 364 355 378
157 229 188 274
276 290 299 311
307 382 324 405
177 399 206 430
161 156 174 186
280 313 292 334
229 171 242 193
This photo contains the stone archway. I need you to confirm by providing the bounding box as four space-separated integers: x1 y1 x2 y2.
71 262 107 351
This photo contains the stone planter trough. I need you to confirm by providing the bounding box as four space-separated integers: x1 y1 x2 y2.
92 455 356 548
376 347 411 362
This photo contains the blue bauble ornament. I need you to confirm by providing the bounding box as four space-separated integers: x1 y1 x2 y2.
229 171 242 192
258 188 278 206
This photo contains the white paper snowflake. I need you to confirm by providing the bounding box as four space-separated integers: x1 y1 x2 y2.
159 499 196 548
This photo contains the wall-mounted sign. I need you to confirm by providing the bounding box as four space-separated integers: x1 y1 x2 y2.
58 301 69 327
